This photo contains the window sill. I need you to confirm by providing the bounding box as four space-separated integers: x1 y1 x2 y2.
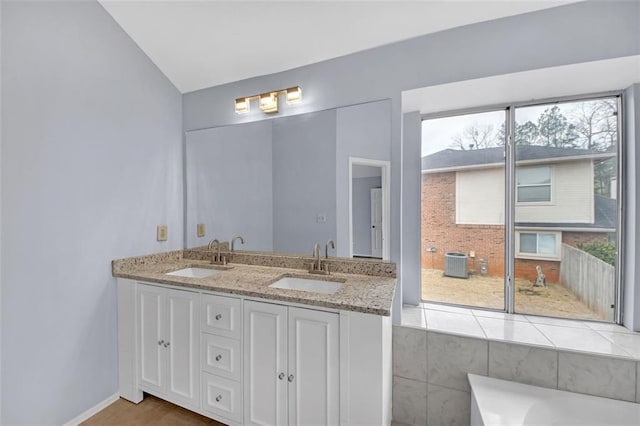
515 254 561 261
400 303 640 361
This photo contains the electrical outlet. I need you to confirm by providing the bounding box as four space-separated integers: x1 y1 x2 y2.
157 225 168 241
316 213 327 223
197 223 206 238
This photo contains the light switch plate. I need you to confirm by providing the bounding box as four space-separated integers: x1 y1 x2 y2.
197 223 205 238
157 225 168 241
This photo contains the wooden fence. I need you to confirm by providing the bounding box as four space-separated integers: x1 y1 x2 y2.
560 243 615 322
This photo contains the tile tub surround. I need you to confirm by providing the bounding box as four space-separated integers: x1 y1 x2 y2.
407 304 640 360
392 313 640 425
393 376 428 426
183 246 396 277
557 352 637 402
112 250 396 315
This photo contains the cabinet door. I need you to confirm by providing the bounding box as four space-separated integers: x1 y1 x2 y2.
137 284 165 394
288 307 339 426
165 287 200 408
244 300 288 426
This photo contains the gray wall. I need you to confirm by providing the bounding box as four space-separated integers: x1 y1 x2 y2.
353 176 382 256
273 110 337 254
336 100 391 257
183 1 640 317
0 0 3 421
624 83 640 331
1 2 182 424
185 121 273 251
402 111 423 305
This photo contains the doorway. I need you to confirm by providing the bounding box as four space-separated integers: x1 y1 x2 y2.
349 158 390 260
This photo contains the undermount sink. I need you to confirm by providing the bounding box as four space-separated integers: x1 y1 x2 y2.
269 276 343 295
166 267 221 279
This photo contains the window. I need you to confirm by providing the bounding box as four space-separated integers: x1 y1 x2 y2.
516 231 560 260
517 166 551 203
421 110 506 310
421 94 621 323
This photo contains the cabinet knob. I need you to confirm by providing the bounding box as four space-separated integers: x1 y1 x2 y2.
157 340 164 346
215 395 222 402
215 354 222 362
288 374 294 382
163 342 170 348
278 372 285 380
215 314 222 320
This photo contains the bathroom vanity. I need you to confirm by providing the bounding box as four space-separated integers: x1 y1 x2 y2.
113 249 395 426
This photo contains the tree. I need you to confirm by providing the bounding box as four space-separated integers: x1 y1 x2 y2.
516 121 539 146
566 99 618 196
537 106 579 148
450 124 500 150
594 157 616 196
570 99 617 151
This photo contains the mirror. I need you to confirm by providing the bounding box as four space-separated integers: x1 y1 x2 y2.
185 99 391 259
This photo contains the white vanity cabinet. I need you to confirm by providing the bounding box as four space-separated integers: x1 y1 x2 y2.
136 283 200 410
117 277 391 426
243 300 339 426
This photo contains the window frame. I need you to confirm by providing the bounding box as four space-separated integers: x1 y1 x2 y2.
515 230 562 261
516 166 553 204
419 91 624 323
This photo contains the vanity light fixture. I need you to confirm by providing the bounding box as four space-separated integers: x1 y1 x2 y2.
259 92 279 113
285 86 302 104
234 86 302 114
234 97 251 114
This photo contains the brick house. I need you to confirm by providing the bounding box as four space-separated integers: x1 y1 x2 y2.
421 146 616 283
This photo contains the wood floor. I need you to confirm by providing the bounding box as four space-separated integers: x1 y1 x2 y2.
81 394 226 426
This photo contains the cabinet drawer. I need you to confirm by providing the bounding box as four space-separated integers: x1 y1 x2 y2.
202 333 241 381
202 372 242 423
201 294 241 339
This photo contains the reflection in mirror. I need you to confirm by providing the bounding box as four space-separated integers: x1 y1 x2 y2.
185 99 391 259
349 159 390 260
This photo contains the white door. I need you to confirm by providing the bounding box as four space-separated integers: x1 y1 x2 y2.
370 188 383 258
165 287 200 408
244 301 288 426
137 284 165 394
288 307 340 426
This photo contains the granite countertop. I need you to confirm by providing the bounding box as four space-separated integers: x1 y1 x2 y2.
113 253 396 316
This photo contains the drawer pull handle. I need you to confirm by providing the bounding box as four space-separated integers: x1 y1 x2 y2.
288 374 294 382
215 395 222 402
215 354 222 362
163 342 170 348
278 372 285 380
215 314 222 320
157 340 164 346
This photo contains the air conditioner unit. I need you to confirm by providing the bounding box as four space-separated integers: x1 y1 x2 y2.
444 252 468 278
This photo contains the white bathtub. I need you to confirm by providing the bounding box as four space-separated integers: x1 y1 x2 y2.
468 374 640 426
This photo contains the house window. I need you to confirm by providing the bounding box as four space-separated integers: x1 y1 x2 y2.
517 167 551 203
421 94 621 323
517 231 560 259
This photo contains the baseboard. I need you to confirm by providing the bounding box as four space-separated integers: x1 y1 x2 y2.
63 393 119 426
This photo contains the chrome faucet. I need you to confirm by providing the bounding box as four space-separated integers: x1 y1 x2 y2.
325 240 335 259
207 239 221 263
231 235 245 251
310 242 330 275
313 243 322 271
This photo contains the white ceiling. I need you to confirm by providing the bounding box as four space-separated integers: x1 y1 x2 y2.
98 0 575 94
